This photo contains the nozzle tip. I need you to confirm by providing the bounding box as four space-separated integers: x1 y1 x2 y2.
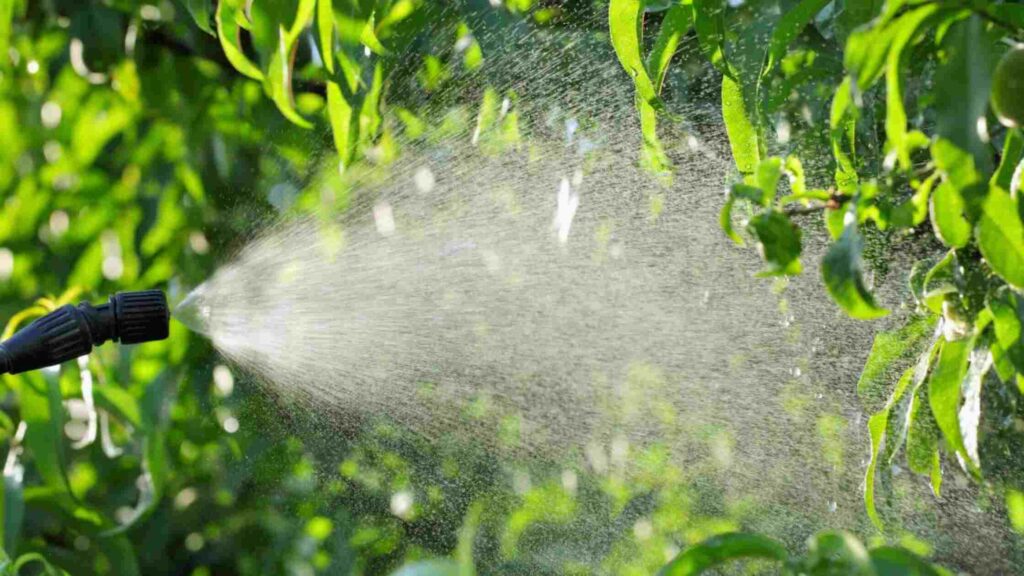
113 290 170 345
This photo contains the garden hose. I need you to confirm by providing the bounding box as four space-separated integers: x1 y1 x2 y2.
0 290 169 375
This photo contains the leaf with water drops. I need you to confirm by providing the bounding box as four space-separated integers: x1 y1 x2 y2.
746 210 802 277
692 0 731 79
822 220 889 320
722 75 760 175
763 0 831 78
869 546 945 575
865 367 914 529
928 336 975 475
883 5 941 171
992 129 1024 193
977 185 1024 291
609 0 661 109
658 532 788 575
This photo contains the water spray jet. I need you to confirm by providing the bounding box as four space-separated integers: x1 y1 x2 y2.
0 290 170 375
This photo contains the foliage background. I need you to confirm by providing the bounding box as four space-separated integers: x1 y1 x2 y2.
0 0 1022 574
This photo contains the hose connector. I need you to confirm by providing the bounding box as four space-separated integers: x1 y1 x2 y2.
0 290 169 375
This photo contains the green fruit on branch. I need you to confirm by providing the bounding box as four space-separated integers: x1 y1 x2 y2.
992 46 1024 128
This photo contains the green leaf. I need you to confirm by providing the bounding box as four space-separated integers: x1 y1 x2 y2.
977 185 1024 291
957 347 990 470
934 15 1000 174
992 129 1023 193
803 531 873 575
921 250 958 314
906 385 942 494
870 546 943 575
692 0 731 78
360 13 388 55
884 5 941 170
639 98 672 176
754 157 782 203
267 26 314 128
928 337 973 473
93 385 142 429
95 535 140 576
822 220 889 319
746 210 802 276
989 293 1024 373
866 367 915 529
17 372 74 501
930 182 971 248
648 3 693 92
720 197 741 245
216 1 266 81
456 503 482 576
835 0 885 43
0 0 12 67
721 182 771 245
763 0 831 76
845 19 897 89
609 0 660 108
265 0 317 128
722 75 760 175
830 77 859 193
317 0 335 73
327 80 360 167
1 472 23 557
658 533 788 576
185 0 215 36
1008 489 1024 534
891 174 936 229
857 315 935 397
10 553 69 576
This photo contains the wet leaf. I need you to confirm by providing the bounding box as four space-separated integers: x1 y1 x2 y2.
869 546 944 575
930 182 970 248
763 0 831 76
865 367 914 529
822 220 889 319
857 315 935 397
328 80 359 166
722 75 760 175
992 129 1023 193
928 337 973 473
648 3 692 92
658 533 788 575
884 6 941 170
891 174 936 229
609 0 660 108
692 0 731 78
746 210 802 277
977 185 1024 291
830 77 859 193
803 531 873 575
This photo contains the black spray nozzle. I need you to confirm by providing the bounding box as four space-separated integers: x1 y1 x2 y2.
0 290 169 375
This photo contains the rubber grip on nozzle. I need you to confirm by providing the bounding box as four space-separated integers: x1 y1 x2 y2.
0 290 169 375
